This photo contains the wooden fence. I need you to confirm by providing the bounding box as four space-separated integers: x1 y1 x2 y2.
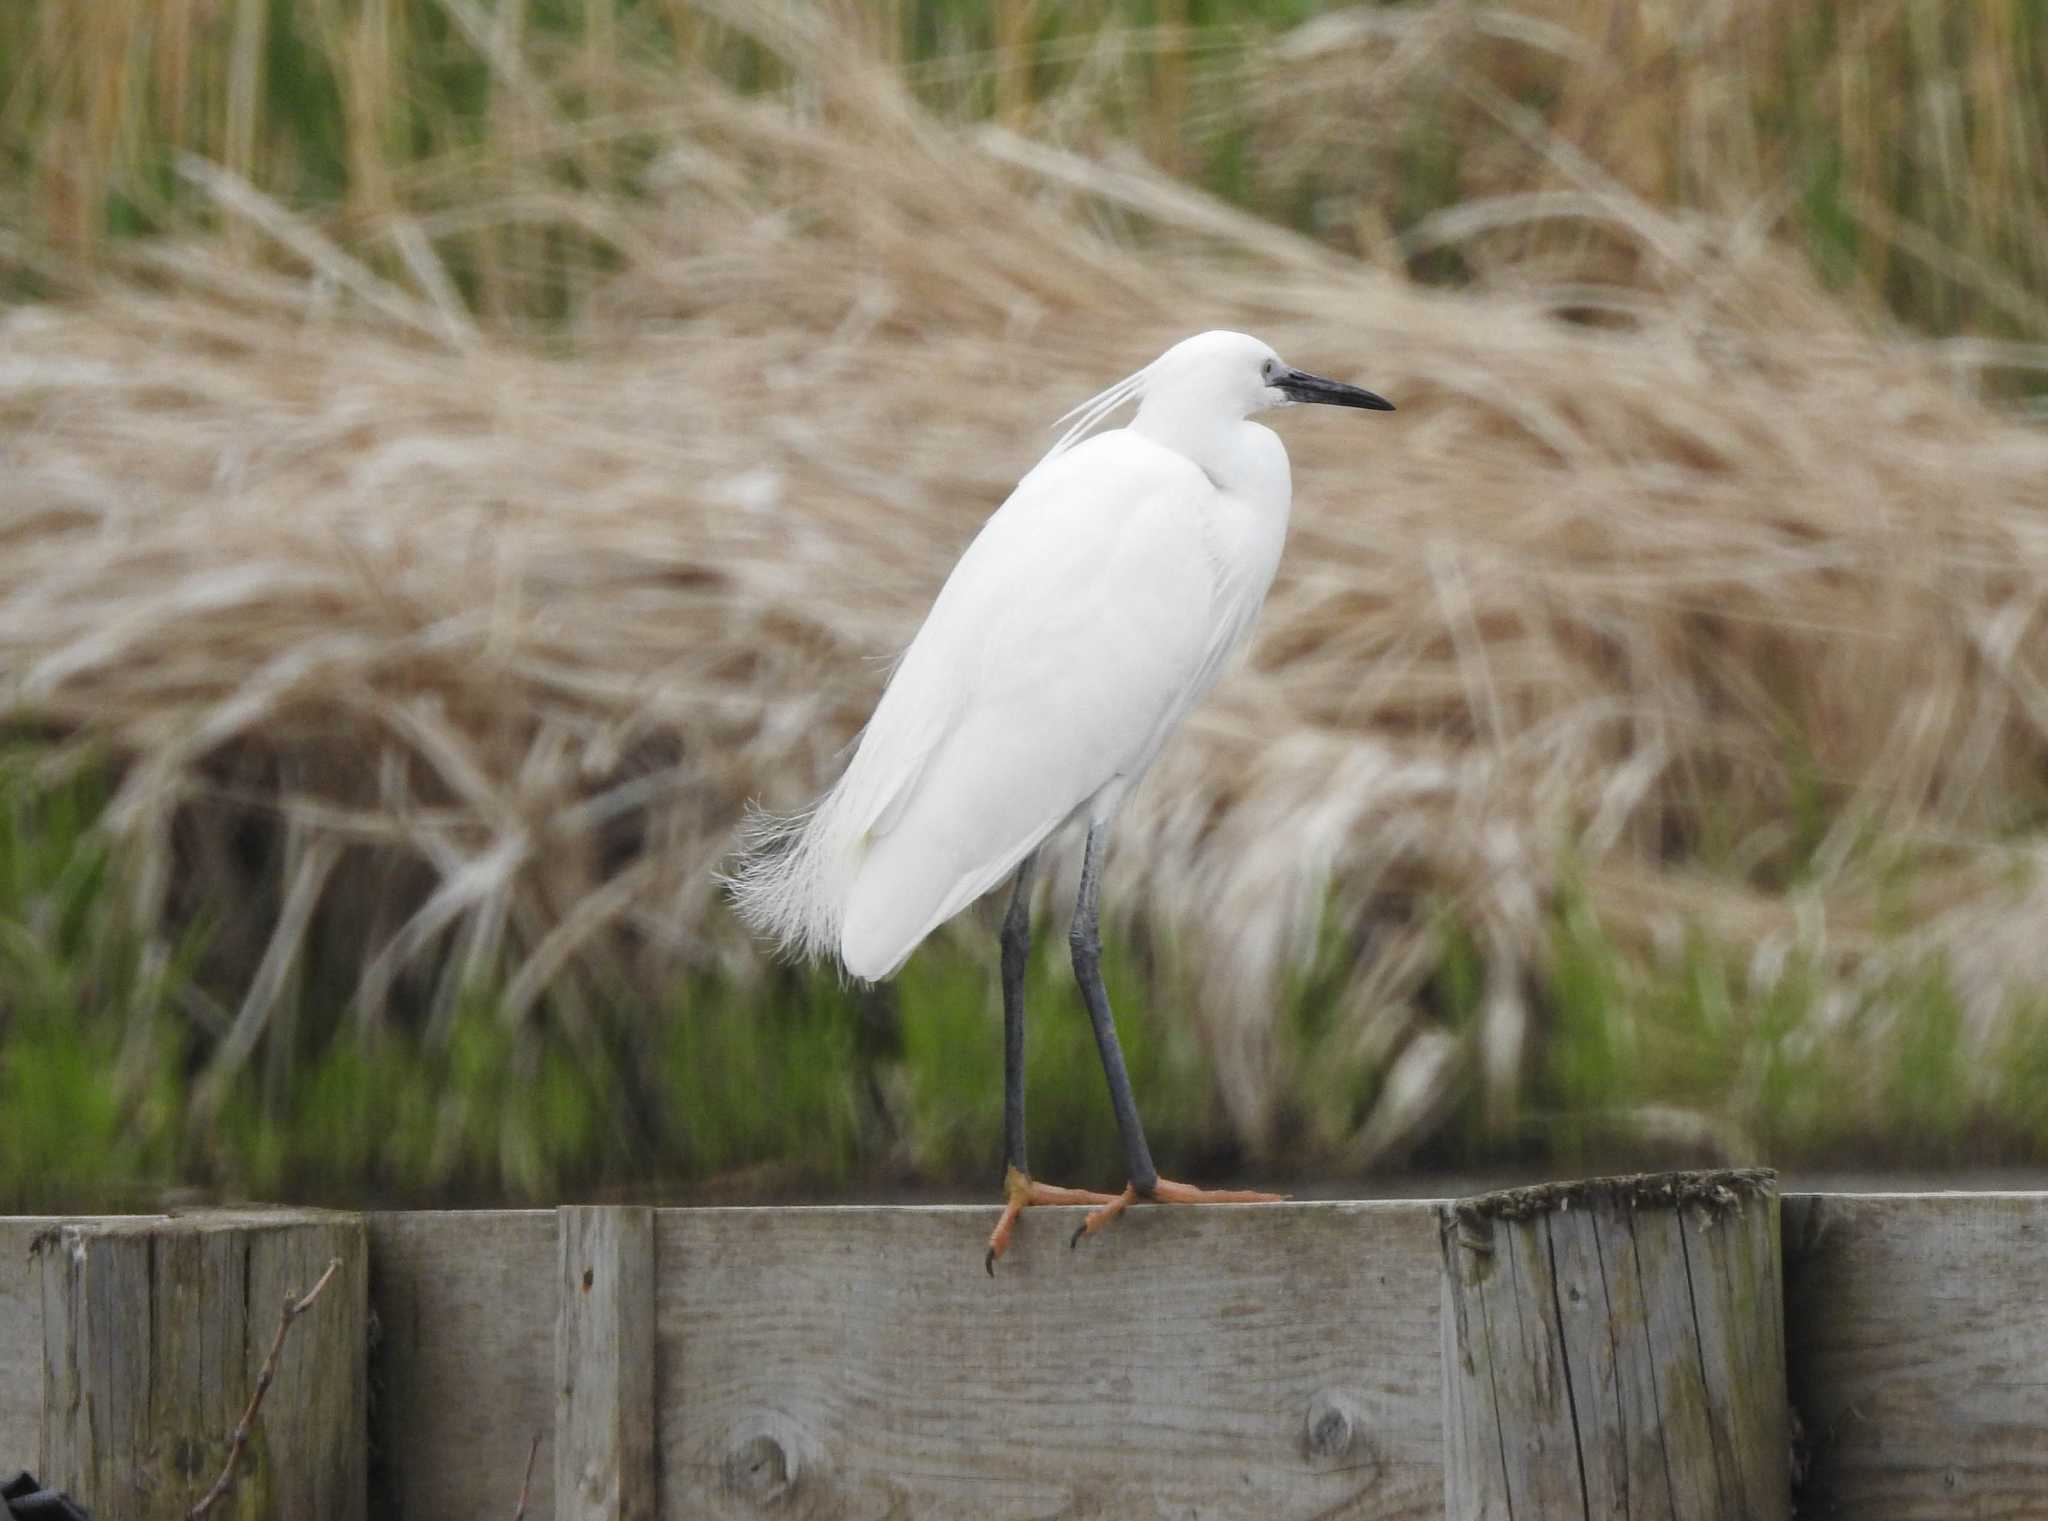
0 1182 2042 1519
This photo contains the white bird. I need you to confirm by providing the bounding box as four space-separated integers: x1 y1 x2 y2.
726 330 1394 1267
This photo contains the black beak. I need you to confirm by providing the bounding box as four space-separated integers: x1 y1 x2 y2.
1275 367 1395 412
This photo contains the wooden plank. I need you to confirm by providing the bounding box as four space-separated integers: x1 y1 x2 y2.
1439 1172 1788 1520
0 1218 62 1468
1682 1181 1785 1516
1466 1212 1583 1519
1552 1203 1672 1520
1784 1191 2048 1518
15 1189 2048 1519
556 1206 657 1521
1629 1203 1734 1516
37 1210 366 1521
654 1200 1444 1521
369 1210 557 1521
1441 1209 1512 1521
245 1212 371 1519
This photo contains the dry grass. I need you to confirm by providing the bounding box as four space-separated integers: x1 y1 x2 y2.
1249 0 2048 348
6 2 2048 1170
9 1 2048 342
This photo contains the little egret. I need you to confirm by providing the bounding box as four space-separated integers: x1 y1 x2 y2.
727 330 1393 1268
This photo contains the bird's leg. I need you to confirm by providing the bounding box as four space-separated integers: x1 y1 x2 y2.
1067 819 1159 1192
1066 819 1286 1249
986 851 1118 1273
1001 850 1035 1179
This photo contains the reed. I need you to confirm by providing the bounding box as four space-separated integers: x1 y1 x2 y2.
3 0 2047 1192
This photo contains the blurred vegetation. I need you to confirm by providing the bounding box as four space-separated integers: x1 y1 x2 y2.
4 0 2048 1206
9 742 2048 1211
3 0 2046 342
0 743 1236 1208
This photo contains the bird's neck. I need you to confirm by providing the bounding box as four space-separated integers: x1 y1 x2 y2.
1129 411 1291 509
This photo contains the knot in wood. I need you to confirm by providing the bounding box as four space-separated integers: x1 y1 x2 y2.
1303 1388 1365 1462
720 1408 815 1506
724 1411 820 1507
726 1434 795 1500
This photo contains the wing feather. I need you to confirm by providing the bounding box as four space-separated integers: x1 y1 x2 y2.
834 432 1225 976
723 428 1233 979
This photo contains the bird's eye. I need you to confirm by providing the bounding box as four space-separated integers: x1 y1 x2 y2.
1262 359 1277 381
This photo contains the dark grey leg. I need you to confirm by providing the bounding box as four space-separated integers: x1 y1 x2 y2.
1068 819 1159 1197
999 851 1037 1177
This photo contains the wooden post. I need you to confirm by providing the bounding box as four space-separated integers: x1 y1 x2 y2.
38 1210 366 1521
1440 1170 1788 1520
555 1205 656 1521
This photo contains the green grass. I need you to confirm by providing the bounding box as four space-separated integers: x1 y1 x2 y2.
0 748 188 1205
892 925 1216 1184
663 965 869 1185
0 744 1226 1206
1534 875 2048 1170
12 743 2048 1209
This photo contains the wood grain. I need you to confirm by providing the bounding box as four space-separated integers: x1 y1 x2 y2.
368 1210 557 1521
0 1218 61 1469
1783 1191 2048 1518
1440 1173 1788 1520
9 1191 2048 1518
556 1206 657 1521
654 1199 1445 1521
37 1210 366 1521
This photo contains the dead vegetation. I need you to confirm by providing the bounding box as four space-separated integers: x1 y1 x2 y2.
4 1 2048 1171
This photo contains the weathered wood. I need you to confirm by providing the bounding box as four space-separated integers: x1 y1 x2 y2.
556 1206 656 1521
368 1210 557 1521
1440 1171 1788 1520
14 1189 2048 1519
1783 1191 2048 1518
0 1219 58 1467
37 1210 366 1521
655 1200 1445 1521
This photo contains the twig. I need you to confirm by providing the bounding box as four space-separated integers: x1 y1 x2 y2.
187 1256 344 1520
512 1431 543 1520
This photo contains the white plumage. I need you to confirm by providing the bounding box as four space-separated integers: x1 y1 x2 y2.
727 329 1385 981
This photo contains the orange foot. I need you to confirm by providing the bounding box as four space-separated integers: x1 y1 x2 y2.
985 1166 1121 1274
1070 1177 1289 1250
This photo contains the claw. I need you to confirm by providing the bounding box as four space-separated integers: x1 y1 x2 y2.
1071 1184 1137 1248
1068 1177 1287 1252
985 1168 1123 1270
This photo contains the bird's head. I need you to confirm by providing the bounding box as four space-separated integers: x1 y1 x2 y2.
1141 330 1395 424
1043 329 1394 464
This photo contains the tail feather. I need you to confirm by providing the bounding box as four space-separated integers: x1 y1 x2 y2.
718 787 861 969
